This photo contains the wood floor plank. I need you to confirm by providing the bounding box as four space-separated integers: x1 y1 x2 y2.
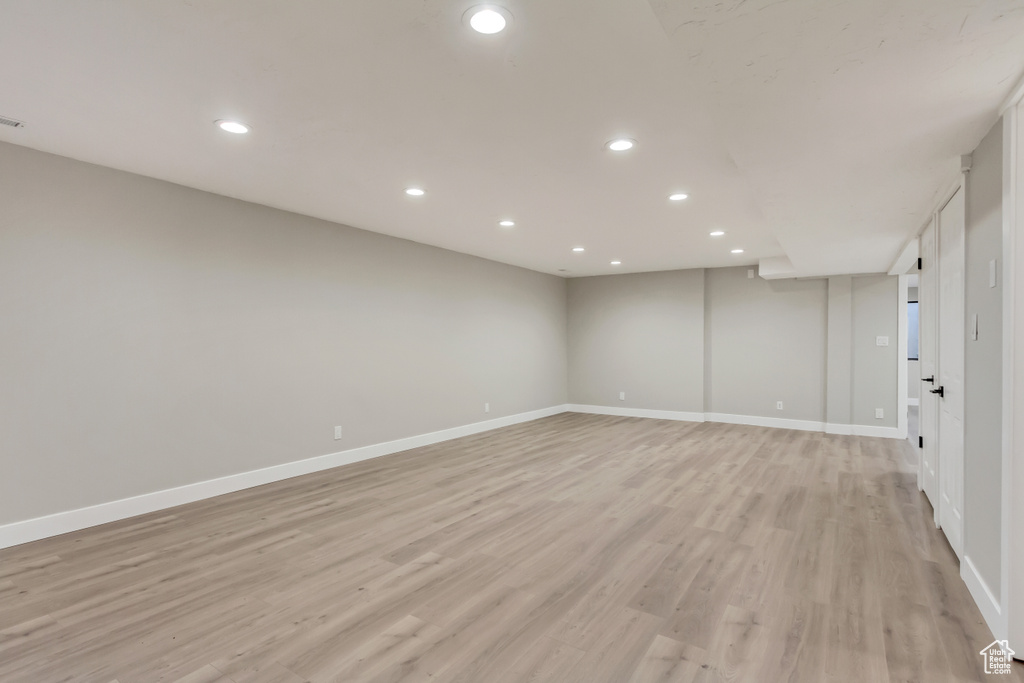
0 414 1020 682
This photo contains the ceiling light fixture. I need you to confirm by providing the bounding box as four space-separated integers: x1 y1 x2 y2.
710 231 725 237
610 260 622 265
572 247 585 253
606 138 636 152
499 220 515 227
731 248 744 254
669 193 688 201
465 5 511 34
405 188 425 196
215 120 249 134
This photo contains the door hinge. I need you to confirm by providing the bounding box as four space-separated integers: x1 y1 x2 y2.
919 436 923 448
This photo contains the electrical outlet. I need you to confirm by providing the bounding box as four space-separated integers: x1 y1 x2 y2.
747 269 754 279
484 403 490 413
334 426 343 440
875 408 884 420
619 392 626 401
776 401 783 410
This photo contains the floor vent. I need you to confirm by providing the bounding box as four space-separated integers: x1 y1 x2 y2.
0 115 25 128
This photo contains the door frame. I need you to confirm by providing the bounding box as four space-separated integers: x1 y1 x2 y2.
937 181 966 559
916 216 939 521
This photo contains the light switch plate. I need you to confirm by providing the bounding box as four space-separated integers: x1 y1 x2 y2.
990 259 998 288
876 336 889 347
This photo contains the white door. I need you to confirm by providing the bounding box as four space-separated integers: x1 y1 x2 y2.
919 218 939 520
937 186 965 558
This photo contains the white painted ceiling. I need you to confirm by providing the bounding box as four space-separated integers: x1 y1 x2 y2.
1 1 1022 277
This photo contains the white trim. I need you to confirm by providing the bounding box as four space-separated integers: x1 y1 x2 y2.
998 71 1024 116
1005 98 1023 652
825 423 853 436
0 405 570 550
0 403 913 550
898 274 909 440
908 398 920 406
704 412 824 432
569 405 905 438
566 404 705 423
849 424 902 439
964 554 1005 640
888 239 920 276
824 422 901 439
1002 95 1015 652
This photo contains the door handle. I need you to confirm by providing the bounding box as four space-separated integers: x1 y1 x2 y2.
930 386 944 398
922 376 935 383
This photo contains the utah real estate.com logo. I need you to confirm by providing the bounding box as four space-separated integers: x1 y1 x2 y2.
980 640 1015 675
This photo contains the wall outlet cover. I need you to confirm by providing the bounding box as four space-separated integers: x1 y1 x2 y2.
876 336 889 347
334 426 343 440
875 408 884 419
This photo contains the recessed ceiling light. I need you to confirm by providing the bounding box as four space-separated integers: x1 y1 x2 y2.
731 248 744 254
465 6 511 34
610 260 622 265
215 120 249 134
499 220 515 227
606 139 636 152
405 188 425 196
710 231 725 237
669 193 689 201
572 247 585 253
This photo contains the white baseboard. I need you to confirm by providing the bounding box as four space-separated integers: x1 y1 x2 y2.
908 398 920 406
826 423 903 439
0 403 906 550
0 405 570 550
963 554 1005 642
567 404 705 423
850 424 902 439
569 405 902 439
705 412 824 433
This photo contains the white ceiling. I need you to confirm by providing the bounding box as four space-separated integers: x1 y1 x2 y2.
1 0 1022 278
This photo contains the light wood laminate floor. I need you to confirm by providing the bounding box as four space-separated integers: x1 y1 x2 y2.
1 413 1020 682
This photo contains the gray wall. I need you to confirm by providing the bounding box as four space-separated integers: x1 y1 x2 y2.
706 267 829 422
567 270 704 412
565 267 900 428
0 142 568 526
964 118 1003 599
826 276 854 426
851 276 899 428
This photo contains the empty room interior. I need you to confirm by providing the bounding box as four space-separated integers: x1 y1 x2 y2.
3 1 1024 681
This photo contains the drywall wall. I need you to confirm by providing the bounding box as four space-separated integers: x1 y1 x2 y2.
963 118 1003 600
0 142 568 526
851 276 899 428
826 276 853 426
566 266 899 430
567 270 704 412
706 267 828 422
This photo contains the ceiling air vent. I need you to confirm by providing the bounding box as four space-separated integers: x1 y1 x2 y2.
0 115 25 128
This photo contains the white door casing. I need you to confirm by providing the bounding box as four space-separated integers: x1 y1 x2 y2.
938 185 966 559
919 217 940 520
